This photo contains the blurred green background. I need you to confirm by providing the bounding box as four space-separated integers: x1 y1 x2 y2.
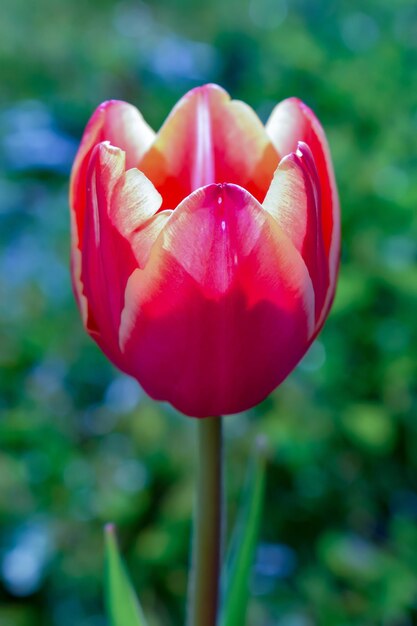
1 0 417 624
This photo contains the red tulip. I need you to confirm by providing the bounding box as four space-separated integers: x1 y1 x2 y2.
70 84 339 417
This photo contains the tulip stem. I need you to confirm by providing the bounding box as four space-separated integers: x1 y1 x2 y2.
188 416 223 626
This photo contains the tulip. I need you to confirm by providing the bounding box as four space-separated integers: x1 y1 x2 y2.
70 84 339 418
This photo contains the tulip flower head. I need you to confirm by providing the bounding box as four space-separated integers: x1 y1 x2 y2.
70 84 340 417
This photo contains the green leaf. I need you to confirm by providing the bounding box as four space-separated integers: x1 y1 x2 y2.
219 438 267 626
104 524 149 626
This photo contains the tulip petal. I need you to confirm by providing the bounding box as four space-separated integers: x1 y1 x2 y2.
119 183 315 417
70 100 155 327
81 142 162 366
110 167 172 267
138 84 279 210
263 142 328 320
266 98 340 325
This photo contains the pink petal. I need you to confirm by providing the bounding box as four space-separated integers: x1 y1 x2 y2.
110 167 172 267
263 142 328 321
119 184 315 417
266 98 340 325
138 84 279 211
70 100 155 326
81 142 162 366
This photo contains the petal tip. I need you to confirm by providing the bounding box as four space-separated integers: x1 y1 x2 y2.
187 83 228 97
91 141 126 170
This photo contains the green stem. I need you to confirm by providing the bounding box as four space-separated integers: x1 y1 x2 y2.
188 416 223 626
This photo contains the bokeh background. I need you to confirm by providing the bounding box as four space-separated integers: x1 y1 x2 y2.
1 0 417 624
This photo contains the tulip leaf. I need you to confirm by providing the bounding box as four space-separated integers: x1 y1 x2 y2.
104 524 149 626
219 438 267 626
